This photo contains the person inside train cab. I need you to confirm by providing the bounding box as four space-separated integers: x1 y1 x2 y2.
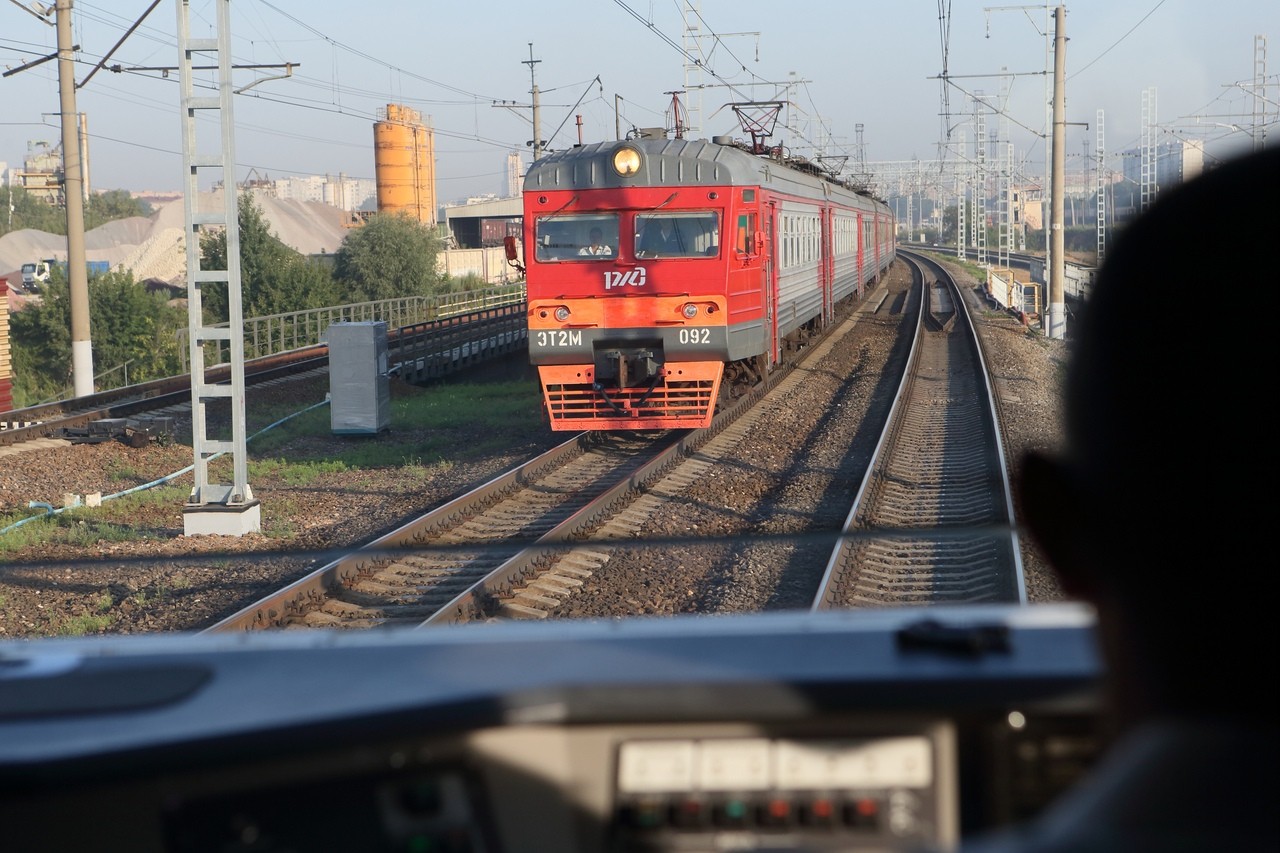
637 217 681 257
965 146 1279 851
578 227 612 257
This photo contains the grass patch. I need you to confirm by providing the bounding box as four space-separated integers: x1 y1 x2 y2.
262 496 302 538
252 457 352 486
262 516 297 538
56 613 114 636
0 378 546 554
247 405 332 453
133 585 167 606
106 465 141 483
0 513 139 551
0 492 182 553
248 379 545 470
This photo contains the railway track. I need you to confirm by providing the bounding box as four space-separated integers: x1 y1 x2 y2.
204 276 891 632
811 251 1025 610
0 303 525 451
207 430 695 631
203 256 1023 632
204 371 790 632
0 349 328 448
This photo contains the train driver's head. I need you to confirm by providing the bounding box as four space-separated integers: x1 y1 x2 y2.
1018 147 1277 723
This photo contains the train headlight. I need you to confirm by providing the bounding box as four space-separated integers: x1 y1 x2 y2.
682 303 698 319
554 306 571 322
612 147 641 176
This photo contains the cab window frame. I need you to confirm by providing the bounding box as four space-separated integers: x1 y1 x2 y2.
634 211 721 259
533 213 620 262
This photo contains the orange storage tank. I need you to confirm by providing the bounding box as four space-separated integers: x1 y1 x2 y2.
374 104 437 225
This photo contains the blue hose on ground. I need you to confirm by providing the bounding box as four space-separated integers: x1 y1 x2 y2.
0 398 331 537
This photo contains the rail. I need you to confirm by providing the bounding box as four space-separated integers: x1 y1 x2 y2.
176 284 525 369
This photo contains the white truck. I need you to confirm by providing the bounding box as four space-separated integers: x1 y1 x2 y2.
19 258 54 292
19 258 110 292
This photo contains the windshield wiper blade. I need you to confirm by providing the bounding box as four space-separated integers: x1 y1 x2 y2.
895 619 1011 656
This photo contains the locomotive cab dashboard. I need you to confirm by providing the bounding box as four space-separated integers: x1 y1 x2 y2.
0 604 1107 852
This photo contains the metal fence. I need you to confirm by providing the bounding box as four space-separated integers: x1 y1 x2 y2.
178 284 525 370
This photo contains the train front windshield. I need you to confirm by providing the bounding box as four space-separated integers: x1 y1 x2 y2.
635 212 719 258
534 213 620 261
532 211 721 261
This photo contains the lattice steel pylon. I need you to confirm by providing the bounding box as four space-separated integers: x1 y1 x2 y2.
1096 109 1106 264
681 1 703 139
956 129 968 262
1253 35 1269 152
176 0 259 536
974 95 988 267
997 72 1012 271
1140 87 1157 214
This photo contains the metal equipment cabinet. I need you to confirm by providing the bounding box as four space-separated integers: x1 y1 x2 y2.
328 321 390 434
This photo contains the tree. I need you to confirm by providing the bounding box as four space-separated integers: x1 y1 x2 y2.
8 268 185 405
333 213 447 302
8 280 72 405
85 189 152 230
0 186 152 238
84 270 186 385
199 193 339 321
0 185 65 236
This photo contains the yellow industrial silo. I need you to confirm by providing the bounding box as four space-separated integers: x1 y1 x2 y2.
373 104 437 225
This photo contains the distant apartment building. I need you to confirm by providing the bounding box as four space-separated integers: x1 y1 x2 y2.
1120 138 1204 196
506 151 525 198
270 174 377 212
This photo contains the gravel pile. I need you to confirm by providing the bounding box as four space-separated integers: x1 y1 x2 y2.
0 257 1069 638
0 189 351 280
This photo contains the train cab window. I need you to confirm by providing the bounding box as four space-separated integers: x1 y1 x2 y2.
534 213 619 262
735 213 757 255
635 211 720 258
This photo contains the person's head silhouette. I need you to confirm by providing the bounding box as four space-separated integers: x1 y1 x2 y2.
987 146 1279 853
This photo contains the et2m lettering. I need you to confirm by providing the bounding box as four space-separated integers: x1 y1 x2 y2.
604 268 647 290
535 330 583 348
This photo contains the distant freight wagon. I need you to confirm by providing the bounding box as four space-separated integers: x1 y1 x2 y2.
478 218 522 248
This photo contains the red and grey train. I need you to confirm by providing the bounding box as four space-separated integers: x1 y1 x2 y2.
520 136 896 431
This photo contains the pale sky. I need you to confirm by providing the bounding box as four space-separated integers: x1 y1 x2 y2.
1 1 1275 202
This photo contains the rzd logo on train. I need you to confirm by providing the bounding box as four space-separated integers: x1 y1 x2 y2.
603 268 647 290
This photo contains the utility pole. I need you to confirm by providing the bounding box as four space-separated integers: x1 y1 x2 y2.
524 44 543 160
56 0 94 396
1047 4 1066 340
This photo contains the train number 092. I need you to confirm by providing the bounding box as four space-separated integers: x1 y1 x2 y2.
678 328 711 345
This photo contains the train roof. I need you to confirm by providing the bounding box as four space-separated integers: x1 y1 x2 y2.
525 138 887 210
